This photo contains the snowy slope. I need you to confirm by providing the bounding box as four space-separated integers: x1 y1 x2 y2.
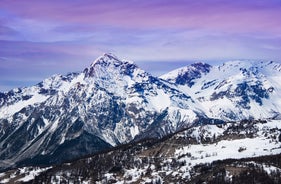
161 60 281 121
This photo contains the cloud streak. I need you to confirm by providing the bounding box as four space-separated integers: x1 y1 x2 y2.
1 0 281 33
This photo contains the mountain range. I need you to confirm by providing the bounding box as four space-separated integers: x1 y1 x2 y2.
0 53 281 183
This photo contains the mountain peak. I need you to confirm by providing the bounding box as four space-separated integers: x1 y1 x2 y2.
89 53 134 68
84 53 141 79
90 53 120 67
103 52 117 58
160 62 212 87
190 62 212 72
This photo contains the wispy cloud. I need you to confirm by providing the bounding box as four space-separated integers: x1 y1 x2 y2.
1 0 281 33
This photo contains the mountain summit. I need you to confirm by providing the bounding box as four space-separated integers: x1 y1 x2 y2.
161 62 212 87
85 53 135 76
89 53 133 67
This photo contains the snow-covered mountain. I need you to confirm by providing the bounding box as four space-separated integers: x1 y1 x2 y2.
0 53 281 172
0 53 206 170
161 60 281 121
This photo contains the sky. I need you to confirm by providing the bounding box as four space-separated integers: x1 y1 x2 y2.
1 0 281 91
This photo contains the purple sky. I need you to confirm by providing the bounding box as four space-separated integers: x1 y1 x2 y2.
1 0 281 91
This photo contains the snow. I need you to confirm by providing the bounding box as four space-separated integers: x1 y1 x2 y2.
203 124 225 137
174 126 281 178
1 120 280 183
130 126 139 139
240 161 281 175
176 137 280 162
254 119 280 128
49 119 59 132
0 178 10 183
148 89 171 112
0 93 48 119
101 129 118 146
189 124 225 141
85 55 147 97
60 134 66 144
262 164 281 175
160 66 185 81
0 167 52 183
167 107 197 128
82 180 92 184
160 60 281 121
1 55 281 180
124 168 143 182
17 167 52 182
58 73 85 93
125 96 144 104
98 120 281 182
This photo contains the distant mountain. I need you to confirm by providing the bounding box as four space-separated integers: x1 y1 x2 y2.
0 54 281 172
161 60 281 121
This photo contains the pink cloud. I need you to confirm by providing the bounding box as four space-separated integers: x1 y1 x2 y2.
1 0 281 34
